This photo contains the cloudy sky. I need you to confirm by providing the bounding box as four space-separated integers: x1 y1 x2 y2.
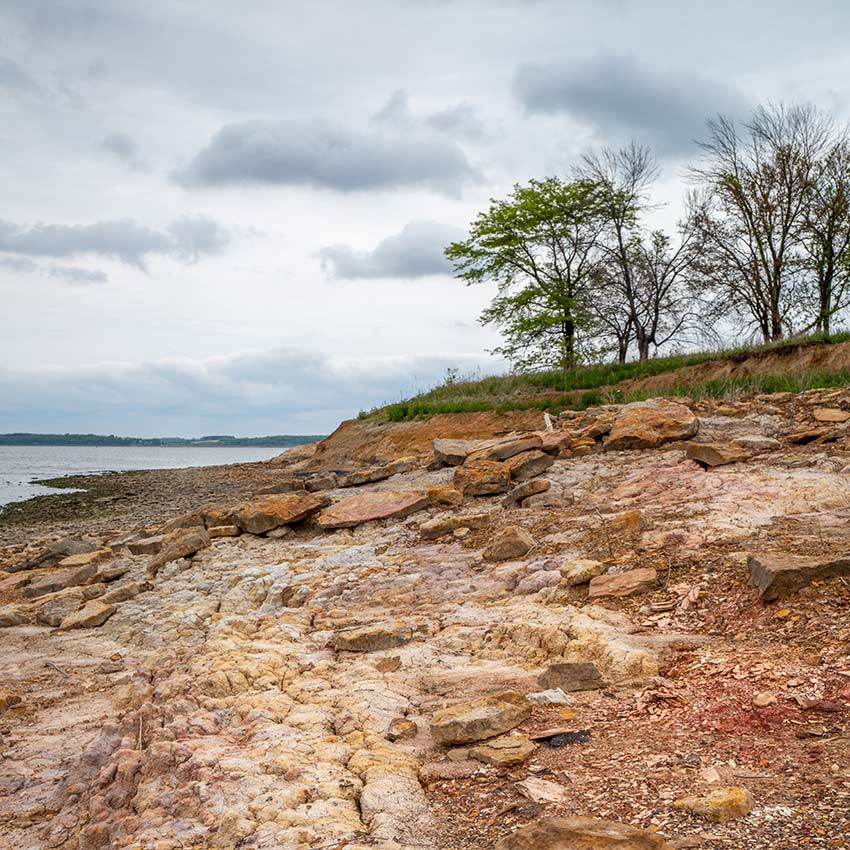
2 0 849 435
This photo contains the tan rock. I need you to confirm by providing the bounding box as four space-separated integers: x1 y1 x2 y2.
538 432 572 455
147 528 211 576
304 472 339 491
673 786 754 822
453 460 512 496
33 587 86 627
0 605 31 627
686 442 751 468
732 434 781 452
604 399 699 451
495 816 676 849
506 449 555 482
588 567 657 599
433 438 482 466
56 548 112 569
318 490 429 529
430 691 531 745
608 509 646 534
813 407 850 422
101 581 145 604
232 492 330 534
338 456 417 487
466 434 543 463
483 526 535 562
515 777 570 805
0 692 21 713
208 524 240 538
332 621 413 652
374 656 402 673
748 552 850 600
561 558 604 586
539 661 602 692
59 599 116 630
502 478 551 507
127 534 168 555
469 733 536 765
427 485 464 506
419 512 489 540
752 691 777 707
387 718 418 741
23 563 98 599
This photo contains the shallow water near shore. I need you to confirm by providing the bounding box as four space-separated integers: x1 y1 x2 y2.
0 444 284 507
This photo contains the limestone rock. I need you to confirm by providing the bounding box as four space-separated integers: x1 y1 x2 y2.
59 599 116 630
673 786 754 822
7 536 98 573
515 777 571 805
33 588 86 627
483 526 535 562
561 558 604 586
686 442 751 468
495 816 676 849
147 528 211 576
56 548 112 569
430 691 531 745
526 688 572 706
588 568 657 599
339 456 417 487
23 563 98 599
318 490 429 529
469 733 536 766
454 460 512 496
502 478 551 508
748 552 850 600
127 534 167 555
0 692 21 713
0 605 31 627
467 434 543 463
232 492 330 534
101 581 145 604
433 438 481 466
419 512 489 540
332 621 413 652
539 661 602 692
604 399 699 451
506 449 555 482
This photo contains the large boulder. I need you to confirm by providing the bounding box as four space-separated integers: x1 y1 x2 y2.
23 563 99 599
317 490 429 529
748 552 850 600
232 492 330 535
495 817 676 850
454 461 512 496
430 692 531 745
604 399 698 451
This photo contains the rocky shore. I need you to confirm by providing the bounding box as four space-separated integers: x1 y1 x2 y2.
1 392 849 849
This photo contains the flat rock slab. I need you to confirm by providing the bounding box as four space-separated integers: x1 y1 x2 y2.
470 733 536 765
232 492 330 534
318 490 429 529
506 449 555 482
56 549 112 569
813 407 850 422
23 563 98 599
332 621 413 652
433 438 484 466
604 399 699 451
147 529 211 576
686 442 751 468
467 435 542 464
748 552 850 600
539 661 602 692
59 599 116 630
503 478 551 508
419 512 490 540
338 456 416 487
430 691 531 745
454 460 512 496
495 816 676 849
588 567 657 599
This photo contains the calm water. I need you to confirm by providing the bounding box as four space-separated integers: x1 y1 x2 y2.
0 445 285 508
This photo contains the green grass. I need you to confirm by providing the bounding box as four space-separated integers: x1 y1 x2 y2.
373 331 850 422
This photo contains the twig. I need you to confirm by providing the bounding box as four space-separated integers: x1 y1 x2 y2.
46 661 69 679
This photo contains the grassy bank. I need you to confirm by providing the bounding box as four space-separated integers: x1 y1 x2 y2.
374 332 850 421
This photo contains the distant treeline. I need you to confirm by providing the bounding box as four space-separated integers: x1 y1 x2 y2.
0 433 326 447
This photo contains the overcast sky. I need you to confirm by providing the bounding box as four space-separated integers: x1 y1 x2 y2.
2 0 850 436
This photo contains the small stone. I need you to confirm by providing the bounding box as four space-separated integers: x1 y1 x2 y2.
502 478 551 508
673 786 754 823
56 549 113 569
526 688 573 706
59 600 116 630
686 443 751 468
208 525 240 538
127 534 168 555
453 527 471 539
266 526 292 539
419 512 489 540
515 777 570 805
752 691 777 707
332 621 413 652
469 733 536 765
420 760 480 782
732 435 781 452
427 485 464 506
483 526 535 562
0 692 21 713
607 509 646 534
304 472 338 491
588 567 657 599
373 655 402 673
387 717 417 741
813 407 850 422
430 691 531 745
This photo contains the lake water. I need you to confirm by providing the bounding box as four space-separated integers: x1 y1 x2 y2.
0 445 286 508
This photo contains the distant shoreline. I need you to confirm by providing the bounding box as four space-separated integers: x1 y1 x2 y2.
0 433 326 448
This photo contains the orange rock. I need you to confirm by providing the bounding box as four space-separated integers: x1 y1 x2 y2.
604 399 698 451
588 567 657 598
232 492 330 534
317 490 428 529
453 460 512 496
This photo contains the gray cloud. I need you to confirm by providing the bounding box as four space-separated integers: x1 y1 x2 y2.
514 52 749 155
426 102 487 141
101 131 149 172
0 215 229 270
0 56 41 96
49 265 108 285
0 346 497 435
320 220 465 280
0 256 38 274
175 118 481 196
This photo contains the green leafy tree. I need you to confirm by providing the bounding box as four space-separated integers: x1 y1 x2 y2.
445 177 607 371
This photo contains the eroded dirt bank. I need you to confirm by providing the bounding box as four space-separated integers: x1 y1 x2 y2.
1 391 849 849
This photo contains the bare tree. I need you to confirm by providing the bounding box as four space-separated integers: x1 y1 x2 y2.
689 103 832 342
801 135 850 335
